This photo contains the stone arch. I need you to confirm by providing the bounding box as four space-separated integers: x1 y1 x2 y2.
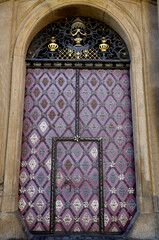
2 0 153 238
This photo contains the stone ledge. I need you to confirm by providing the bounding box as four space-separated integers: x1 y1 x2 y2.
30 236 158 240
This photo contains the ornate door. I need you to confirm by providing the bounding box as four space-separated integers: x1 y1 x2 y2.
53 140 101 233
19 17 136 235
19 67 136 234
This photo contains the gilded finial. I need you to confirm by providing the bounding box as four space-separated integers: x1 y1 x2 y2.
48 37 59 51
99 37 109 52
70 18 87 37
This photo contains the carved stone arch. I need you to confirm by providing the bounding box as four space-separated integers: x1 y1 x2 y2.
2 1 153 239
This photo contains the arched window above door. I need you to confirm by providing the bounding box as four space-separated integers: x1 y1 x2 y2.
26 17 130 68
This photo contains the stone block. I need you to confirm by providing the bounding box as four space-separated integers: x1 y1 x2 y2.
129 213 155 239
0 212 28 240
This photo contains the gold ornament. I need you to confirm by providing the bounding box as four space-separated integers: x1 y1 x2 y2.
70 18 87 37
48 37 58 51
99 37 109 52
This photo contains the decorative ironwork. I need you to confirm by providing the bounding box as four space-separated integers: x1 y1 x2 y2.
26 17 129 62
26 61 130 69
70 17 87 37
68 18 89 59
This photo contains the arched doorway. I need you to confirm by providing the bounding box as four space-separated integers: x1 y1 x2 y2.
18 17 136 235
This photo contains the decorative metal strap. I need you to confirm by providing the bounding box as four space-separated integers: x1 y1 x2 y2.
50 138 56 233
76 70 79 136
99 139 104 233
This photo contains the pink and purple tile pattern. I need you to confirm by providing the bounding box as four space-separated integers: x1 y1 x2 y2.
79 69 136 233
54 141 100 233
19 69 76 232
19 68 136 234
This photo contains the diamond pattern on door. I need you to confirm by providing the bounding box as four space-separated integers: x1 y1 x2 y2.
54 141 100 233
19 69 76 231
19 68 136 234
79 69 136 233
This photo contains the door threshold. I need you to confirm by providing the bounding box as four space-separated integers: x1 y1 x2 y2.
31 234 125 240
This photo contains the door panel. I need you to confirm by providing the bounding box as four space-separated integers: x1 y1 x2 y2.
79 69 136 232
54 141 100 233
19 69 76 231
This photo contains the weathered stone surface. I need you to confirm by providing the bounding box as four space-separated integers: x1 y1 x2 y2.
0 212 28 240
129 213 155 239
0 0 14 211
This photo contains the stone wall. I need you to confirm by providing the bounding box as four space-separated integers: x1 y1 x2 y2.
0 0 158 239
